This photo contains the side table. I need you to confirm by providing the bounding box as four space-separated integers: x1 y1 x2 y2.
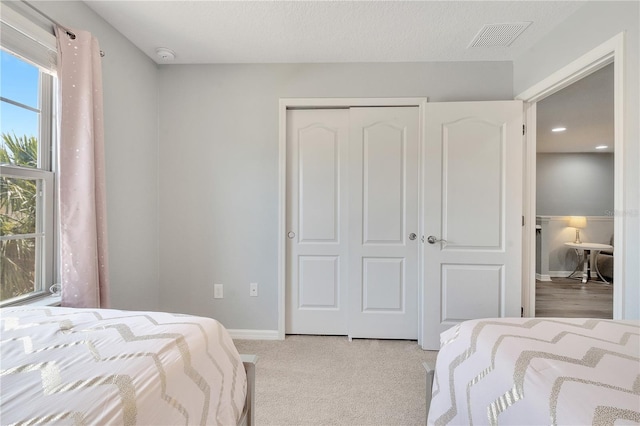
564 242 613 284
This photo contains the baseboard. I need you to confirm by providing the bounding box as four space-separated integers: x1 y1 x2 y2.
536 273 552 281
549 271 598 278
549 270 574 278
228 329 280 340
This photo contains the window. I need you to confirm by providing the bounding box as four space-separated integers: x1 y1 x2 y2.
0 4 57 305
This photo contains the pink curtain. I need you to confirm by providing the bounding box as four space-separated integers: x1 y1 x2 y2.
55 26 110 308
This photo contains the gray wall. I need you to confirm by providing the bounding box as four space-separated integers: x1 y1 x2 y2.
514 1 639 318
537 153 614 216
33 1 161 311
157 62 513 330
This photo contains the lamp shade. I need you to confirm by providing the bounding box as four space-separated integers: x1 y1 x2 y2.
568 216 587 229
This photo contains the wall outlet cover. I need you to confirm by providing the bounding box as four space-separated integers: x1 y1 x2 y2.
214 284 223 299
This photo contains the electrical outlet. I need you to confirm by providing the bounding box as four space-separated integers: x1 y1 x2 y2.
250 282 258 297
214 284 223 299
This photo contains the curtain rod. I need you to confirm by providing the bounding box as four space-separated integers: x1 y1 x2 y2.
20 0 105 57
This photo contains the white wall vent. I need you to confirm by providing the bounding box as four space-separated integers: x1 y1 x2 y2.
468 22 532 48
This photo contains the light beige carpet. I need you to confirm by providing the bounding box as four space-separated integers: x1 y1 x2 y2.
234 335 437 426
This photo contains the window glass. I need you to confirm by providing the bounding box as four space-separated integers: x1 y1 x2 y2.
0 237 37 301
0 50 39 108
0 176 38 235
1 50 41 168
0 104 39 165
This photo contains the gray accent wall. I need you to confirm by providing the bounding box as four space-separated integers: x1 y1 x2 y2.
514 0 639 318
33 1 161 311
157 62 513 330
537 153 614 216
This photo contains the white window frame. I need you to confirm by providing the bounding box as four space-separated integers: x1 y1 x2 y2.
0 2 58 306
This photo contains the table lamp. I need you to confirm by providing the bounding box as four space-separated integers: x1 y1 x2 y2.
568 216 587 244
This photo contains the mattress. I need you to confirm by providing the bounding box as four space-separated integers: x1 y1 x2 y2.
0 306 247 425
427 318 640 425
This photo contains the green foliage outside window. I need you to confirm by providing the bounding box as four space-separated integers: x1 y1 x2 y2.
1 133 38 301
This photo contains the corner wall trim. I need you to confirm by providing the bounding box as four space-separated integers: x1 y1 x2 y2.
228 329 281 340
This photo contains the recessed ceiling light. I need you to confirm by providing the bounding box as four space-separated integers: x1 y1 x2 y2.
595 145 608 150
551 127 567 132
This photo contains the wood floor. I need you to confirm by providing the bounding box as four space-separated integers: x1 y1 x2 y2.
535 278 613 319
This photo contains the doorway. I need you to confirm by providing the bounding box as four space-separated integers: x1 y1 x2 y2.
518 33 624 319
277 98 428 342
534 64 614 318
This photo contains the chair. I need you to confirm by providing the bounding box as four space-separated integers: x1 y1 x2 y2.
596 235 614 281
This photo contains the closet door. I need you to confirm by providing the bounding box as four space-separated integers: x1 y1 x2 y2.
286 106 420 339
285 109 349 334
347 107 420 339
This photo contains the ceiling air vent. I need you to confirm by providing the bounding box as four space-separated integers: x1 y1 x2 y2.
468 22 532 48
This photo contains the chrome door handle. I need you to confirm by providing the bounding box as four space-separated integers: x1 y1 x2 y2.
427 235 447 244
287 231 295 239
409 233 417 240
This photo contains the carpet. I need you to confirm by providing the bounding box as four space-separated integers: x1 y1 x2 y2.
234 335 437 426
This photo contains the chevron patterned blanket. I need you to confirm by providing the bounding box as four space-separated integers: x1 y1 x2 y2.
427 318 640 425
0 306 246 425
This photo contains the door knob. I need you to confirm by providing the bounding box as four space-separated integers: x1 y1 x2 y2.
287 231 296 239
409 233 417 240
427 236 447 244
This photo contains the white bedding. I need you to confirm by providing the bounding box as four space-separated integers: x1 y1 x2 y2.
0 306 246 425
427 318 640 425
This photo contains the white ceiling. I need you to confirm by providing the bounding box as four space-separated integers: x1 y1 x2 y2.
84 1 586 64
537 63 614 153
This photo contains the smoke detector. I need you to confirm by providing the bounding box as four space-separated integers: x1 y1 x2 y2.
468 22 532 48
155 48 176 61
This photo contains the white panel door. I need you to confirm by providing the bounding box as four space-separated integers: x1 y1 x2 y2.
423 101 523 349
286 109 349 334
348 107 420 339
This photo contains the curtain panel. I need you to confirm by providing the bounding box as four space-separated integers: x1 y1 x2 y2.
55 26 109 308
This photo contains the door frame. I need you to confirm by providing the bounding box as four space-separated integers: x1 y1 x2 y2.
278 97 428 342
516 32 625 319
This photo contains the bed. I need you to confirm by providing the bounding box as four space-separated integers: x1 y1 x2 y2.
425 318 640 425
0 306 256 426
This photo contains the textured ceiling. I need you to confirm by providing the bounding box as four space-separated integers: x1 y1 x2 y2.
537 64 614 153
84 1 586 64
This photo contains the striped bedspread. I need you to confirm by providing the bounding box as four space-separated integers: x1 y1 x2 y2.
0 306 246 425
427 318 640 425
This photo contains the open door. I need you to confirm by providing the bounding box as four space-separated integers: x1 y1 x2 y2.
423 101 523 350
